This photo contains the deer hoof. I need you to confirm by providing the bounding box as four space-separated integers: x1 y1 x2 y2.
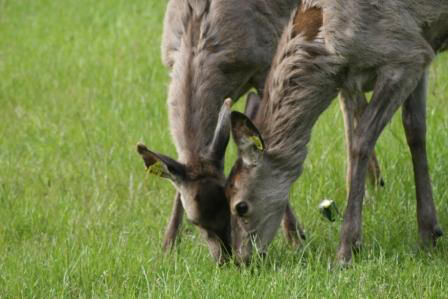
335 247 353 267
420 225 443 247
162 237 178 253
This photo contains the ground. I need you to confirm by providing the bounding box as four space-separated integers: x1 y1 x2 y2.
0 0 447 297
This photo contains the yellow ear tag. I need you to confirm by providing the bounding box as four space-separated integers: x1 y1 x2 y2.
147 160 164 177
248 135 263 151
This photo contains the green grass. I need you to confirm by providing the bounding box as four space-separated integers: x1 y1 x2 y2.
1 0 447 297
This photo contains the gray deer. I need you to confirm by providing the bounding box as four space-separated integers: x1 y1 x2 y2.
137 0 304 263
226 0 447 264
137 0 382 262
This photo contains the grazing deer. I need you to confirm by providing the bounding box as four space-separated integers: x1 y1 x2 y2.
226 0 447 264
138 0 388 262
137 0 301 263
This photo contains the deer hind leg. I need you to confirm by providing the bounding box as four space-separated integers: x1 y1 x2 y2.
339 90 357 193
401 70 443 246
336 62 430 264
162 192 184 252
281 202 306 248
340 91 384 190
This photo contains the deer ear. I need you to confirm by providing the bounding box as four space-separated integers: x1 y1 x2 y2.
244 92 261 121
136 143 186 182
207 98 232 169
230 111 265 166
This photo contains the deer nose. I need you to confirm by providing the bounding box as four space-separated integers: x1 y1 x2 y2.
235 201 249 217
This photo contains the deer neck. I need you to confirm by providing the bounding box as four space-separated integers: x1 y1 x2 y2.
254 10 344 181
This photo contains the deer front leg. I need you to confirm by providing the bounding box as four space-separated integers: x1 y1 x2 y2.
339 91 384 189
401 70 443 246
353 93 385 188
281 202 306 248
337 63 428 264
162 192 184 252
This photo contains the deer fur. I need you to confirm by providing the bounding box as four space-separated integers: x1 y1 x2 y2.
226 0 447 264
139 0 394 262
138 0 301 263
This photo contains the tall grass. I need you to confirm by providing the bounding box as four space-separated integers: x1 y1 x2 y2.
0 1 447 297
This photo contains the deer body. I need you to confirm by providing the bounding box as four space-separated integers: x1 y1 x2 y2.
227 0 447 264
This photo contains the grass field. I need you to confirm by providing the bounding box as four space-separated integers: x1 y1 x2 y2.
1 0 447 297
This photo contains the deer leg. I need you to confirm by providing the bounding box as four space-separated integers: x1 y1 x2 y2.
353 94 385 188
336 63 428 264
281 202 306 248
162 192 184 252
367 147 384 187
401 70 443 246
339 91 357 193
340 91 384 189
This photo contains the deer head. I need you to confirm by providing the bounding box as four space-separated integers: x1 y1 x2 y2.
226 111 291 264
137 100 233 260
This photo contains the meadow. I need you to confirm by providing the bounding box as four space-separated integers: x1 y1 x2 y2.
0 0 447 297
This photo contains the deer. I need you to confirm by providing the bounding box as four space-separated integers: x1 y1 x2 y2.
137 0 384 263
137 0 301 263
226 0 447 265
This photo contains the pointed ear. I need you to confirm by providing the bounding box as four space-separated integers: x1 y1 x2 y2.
136 143 186 182
207 98 232 169
230 111 265 166
244 92 261 121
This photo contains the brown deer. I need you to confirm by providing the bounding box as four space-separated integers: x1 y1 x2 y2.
226 0 447 264
137 0 386 263
137 0 302 263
